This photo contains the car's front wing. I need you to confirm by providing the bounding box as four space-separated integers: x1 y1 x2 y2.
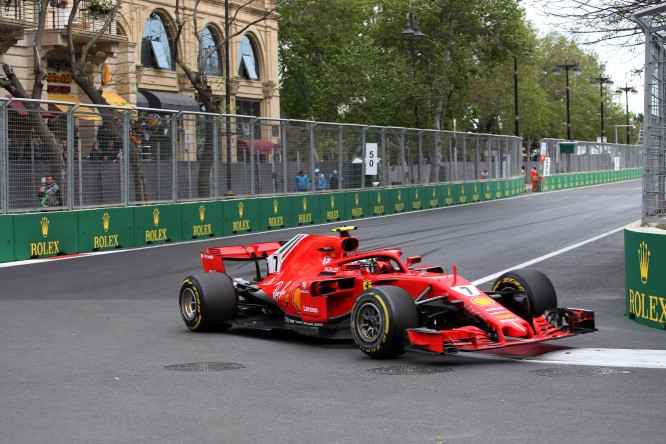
406 308 596 354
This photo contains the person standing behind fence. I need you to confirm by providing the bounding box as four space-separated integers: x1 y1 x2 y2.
295 170 310 191
329 169 340 190
39 174 63 207
89 141 104 162
314 168 326 191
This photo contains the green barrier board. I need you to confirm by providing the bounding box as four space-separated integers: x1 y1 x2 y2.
258 196 292 230
78 207 135 252
389 188 407 213
454 183 469 205
222 198 260 234
321 193 345 222
291 194 320 226
181 201 224 239
424 185 441 208
470 182 482 203
134 204 182 246
442 184 456 206
13 212 78 260
0 215 14 262
482 181 493 200
346 191 369 219
369 189 389 215
625 223 666 330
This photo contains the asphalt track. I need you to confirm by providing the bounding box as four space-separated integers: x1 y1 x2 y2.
1 179 664 444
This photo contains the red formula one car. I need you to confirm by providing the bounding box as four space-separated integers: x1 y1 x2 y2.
179 227 595 358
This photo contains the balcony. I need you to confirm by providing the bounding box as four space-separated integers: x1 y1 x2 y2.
0 1 120 39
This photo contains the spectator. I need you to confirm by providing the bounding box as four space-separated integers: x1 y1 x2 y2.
39 174 63 207
480 169 489 180
88 141 104 162
103 139 116 161
314 168 327 191
329 169 340 190
8 138 21 162
295 170 310 191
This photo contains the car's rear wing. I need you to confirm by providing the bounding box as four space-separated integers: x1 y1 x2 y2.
200 242 283 273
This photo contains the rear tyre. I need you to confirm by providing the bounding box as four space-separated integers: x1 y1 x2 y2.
351 286 419 359
491 269 558 321
179 273 238 332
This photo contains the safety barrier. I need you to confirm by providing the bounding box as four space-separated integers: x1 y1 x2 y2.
1 178 526 262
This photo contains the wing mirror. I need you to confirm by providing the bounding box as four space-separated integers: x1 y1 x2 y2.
406 256 422 267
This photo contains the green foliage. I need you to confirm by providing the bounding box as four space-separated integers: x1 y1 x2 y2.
277 0 631 141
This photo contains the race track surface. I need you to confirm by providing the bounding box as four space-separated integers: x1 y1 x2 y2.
2 180 664 444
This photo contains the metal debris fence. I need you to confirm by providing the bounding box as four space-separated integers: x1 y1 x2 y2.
0 97 640 214
635 4 666 225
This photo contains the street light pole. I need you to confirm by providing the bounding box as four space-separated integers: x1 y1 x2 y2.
591 76 613 142
224 0 233 195
615 84 638 144
553 61 582 140
402 12 424 128
514 56 519 137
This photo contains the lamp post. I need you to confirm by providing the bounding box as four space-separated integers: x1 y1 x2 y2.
615 84 638 144
224 0 233 195
552 61 582 140
591 76 613 142
402 11 424 128
514 56 519 137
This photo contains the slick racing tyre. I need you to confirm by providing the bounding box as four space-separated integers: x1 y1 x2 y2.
179 273 238 332
351 286 419 359
491 269 558 322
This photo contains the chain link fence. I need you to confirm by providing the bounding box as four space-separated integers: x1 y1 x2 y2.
0 97 639 215
535 138 641 176
635 4 666 225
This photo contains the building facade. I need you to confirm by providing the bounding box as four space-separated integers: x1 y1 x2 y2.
0 0 280 120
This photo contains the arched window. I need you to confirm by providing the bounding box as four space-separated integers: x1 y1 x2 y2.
238 35 259 81
141 12 174 71
200 26 223 77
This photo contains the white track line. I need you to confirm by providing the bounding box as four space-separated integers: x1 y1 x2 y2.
471 225 626 286
524 348 666 369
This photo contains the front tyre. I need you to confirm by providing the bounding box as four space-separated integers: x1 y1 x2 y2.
179 273 238 332
491 269 558 321
351 286 419 359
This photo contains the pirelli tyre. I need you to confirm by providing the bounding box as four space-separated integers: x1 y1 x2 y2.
179 273 238 332
491 269 558 321
351 286 420 359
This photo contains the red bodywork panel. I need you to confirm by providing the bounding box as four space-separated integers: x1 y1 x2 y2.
198 230 595 354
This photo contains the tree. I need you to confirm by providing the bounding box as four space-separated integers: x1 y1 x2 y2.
0 0 64 180
171 0 285 198
529 0 652 46
64 0 147 201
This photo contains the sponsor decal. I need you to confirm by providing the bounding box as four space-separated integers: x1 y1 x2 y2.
471 296 494 306
628 242 665 323
30 216 60 256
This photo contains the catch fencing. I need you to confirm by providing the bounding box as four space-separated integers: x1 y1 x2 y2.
0 97 639 214
536 139 641 176
635 4 666 225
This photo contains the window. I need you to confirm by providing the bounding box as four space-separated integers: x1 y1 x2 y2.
236 100 261 139
200 26 223 77
238 36 259 81
141 12 174 70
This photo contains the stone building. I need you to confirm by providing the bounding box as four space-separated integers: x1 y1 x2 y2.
0 0 280 158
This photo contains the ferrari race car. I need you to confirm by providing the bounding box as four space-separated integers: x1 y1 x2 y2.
179 227 596 358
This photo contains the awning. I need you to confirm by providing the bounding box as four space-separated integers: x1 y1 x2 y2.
48 94 100 120
138 90 200 112
102 91 132 108
136 91 149 108
237 139 277 155
4 96 53 118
